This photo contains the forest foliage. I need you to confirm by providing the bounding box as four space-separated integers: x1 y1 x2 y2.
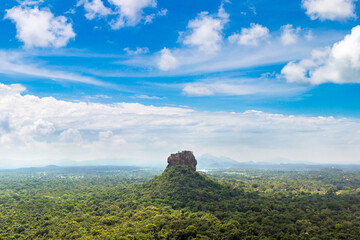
1 166 360 239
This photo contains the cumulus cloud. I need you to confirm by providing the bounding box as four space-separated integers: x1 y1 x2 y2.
182 4 229 53
59 128 82 142
158 48 178 71
108 0 157 29
228 23 270 46
76 0 164 28
150 3 229 72
1 82 360 167
282 25 360 84
5 6 75 48
280 24 301 45
0 83 26 96
302 0 356 21
76 0 112 20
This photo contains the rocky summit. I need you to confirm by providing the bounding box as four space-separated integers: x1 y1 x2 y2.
165 151 197 171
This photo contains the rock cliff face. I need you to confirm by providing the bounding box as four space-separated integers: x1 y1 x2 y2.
165 151 197 171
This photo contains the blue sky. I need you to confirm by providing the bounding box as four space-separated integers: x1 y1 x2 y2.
1 0 360 167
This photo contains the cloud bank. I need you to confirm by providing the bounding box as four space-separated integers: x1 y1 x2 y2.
1 82 360 168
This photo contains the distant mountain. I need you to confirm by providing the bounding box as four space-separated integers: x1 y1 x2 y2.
197 154 244 169
56 158 166 169
0 165 145 175
57 159 135 167
196 154 360 170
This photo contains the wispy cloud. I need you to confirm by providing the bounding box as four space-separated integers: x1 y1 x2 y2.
181 78 306 96
124 47 149 55
113 30 344 77
131 94 166 99
0 50 109 86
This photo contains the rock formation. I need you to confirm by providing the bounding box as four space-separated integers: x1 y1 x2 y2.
165 151 197 171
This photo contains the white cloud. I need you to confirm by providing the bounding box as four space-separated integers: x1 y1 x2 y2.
281 24 301 45
302 0 356 21
183 84 215 96
228 23 270 46
282 25 360 84
144 13 156 24
131 95 165 99
59 128 82 142
182 78 305 96
77 0 163 29
182 4 229 53
65 8 76 15
111 29 344 77
157 8 167 16
108 0 157 29
98 130 113 139
1 82 360 168
124 47 149 55
76 0 112 20
158 48 179 71
22 119 56 138
18 0 44 6
5 6 75 48
305 30 314 40
85 94 111 100
144 8 167 24
0 50 106 86
150 3 230 72
0 83 26 96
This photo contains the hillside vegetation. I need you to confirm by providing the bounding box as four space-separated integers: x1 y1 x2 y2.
139 165 239 210
1 166 360 239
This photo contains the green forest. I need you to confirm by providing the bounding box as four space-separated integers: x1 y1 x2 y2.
1 165 360 239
